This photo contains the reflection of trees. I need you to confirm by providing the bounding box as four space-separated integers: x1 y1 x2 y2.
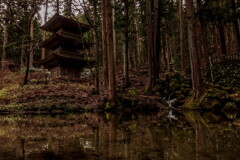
21 137 25 160
123 127 131 160
108 114 118 160
182 112 240 160
183 112 208 160
0 113 239 160
92 125 99 150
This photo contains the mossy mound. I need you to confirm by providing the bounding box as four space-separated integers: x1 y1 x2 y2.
199 88 228 110
154 71 192 108
200 61 240 112
183 97 200 109
204 61 240 88
0 83 106 113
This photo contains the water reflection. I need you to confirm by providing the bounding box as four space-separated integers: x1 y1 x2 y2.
0 111 239 160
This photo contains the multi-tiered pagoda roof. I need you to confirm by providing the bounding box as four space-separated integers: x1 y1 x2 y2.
40 13 90 33
36 14 94 79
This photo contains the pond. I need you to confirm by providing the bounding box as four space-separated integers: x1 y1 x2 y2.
0 111 239 160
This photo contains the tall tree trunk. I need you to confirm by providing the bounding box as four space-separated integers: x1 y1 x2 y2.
178 0 184 73
24 4 37 85
186 0 202 99
29 17 34 68
112 0 117 74
20 36 25 68
214 25 221 56
134 0 141 69
24 37 31 85
168 34 173 69
123 0 130 87
1 24 8 70
196 0 209 71
64 0 72 16
42 0 48 61
153 0 160 78
105 0 117 105
231 0 240 52
162 35 168 72
146 0 160 91
135 20 141 68
102 0 109 87
146 0 154 90
93 1 100 93
218 20 227 55
56 0 59 14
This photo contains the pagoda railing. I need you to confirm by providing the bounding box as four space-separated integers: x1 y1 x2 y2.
211 52 240 64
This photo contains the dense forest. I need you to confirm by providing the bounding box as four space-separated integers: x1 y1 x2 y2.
0 0 240 112
0 0 240 159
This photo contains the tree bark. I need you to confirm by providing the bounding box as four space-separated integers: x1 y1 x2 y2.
1 24 8 70
135 19 141 68
162 35 168 72
93 1 100 92
105 0 117 105
146 0 154 90
133 0 141 69
56 0 59 14
146 0 160 91
24 3 38 85
29 17 34 68
153 0 160 78
112 0 117 73
196 0 209 71
102 0 109 87
216 0 227 55
231 0 240 52
41 0 48 61
178 0 184 72
24 36 32 85
218 20 227 55
64 0 72 16
123 0 130 87
20 36 25 68
186 0 202 99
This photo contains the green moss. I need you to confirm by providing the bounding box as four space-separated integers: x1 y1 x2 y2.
0 89 6 99
170 82 180 92
0 129 5 136
29 79 38 84
183 97 200 109
105 112 111 120
105 102 111 110
190 101 200 108
129 123 137 130
127 88 138 96
204 61 240 89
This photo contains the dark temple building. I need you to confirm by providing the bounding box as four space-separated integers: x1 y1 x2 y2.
36 14 94 79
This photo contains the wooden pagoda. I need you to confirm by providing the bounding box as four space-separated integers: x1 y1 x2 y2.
36 14 94 79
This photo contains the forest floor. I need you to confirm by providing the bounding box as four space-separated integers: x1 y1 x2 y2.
1 62 240 116
0 67 168 114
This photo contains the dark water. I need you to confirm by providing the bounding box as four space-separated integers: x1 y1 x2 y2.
0 111 239 160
